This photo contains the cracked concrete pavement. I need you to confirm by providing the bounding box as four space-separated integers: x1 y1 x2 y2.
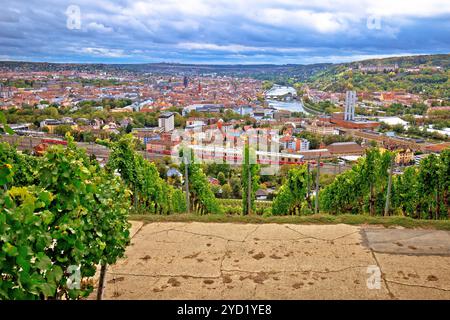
95 222 450 300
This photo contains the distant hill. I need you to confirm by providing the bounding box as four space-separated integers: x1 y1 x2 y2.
0 60 331 82
0 54 448 98
349 54 450 69
307 54 450 98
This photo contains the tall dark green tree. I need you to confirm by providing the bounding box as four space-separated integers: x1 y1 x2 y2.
439 149 450 219
360 148 393 216
188 161 222 215
393 167 418 217
272 166 310 215
418 154 441 219
321 148 393 216
242 142 259 215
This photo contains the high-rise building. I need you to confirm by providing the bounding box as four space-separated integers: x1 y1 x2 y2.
183 76 189 88
344 91 357 121
299 138 310 151
158 112 175 132
0 84 13 99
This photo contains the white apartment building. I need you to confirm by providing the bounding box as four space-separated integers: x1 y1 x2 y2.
344 91 357 121
158 112 175 132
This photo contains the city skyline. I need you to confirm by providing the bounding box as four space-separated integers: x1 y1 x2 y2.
0 0 449 64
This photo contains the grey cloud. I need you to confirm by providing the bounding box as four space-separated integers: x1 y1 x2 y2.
0 0 448 64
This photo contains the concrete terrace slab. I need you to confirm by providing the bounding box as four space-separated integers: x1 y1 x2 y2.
374 253 450 299
91 222 450 300
129 221 144 238
363 228 450 255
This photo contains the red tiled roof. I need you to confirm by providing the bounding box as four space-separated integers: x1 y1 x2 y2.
424 143 450 153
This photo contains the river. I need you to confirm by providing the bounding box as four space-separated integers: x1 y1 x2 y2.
266 99 310 115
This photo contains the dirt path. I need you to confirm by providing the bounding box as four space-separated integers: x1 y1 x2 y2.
97 222 450 300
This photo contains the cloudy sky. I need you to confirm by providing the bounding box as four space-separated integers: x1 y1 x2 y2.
1 0 449 64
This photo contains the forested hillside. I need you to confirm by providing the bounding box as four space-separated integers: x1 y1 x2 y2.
307 54 450 98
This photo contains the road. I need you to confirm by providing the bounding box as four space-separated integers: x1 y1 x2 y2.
94 222 450 300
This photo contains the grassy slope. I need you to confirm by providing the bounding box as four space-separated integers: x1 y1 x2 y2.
130 213 450 230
